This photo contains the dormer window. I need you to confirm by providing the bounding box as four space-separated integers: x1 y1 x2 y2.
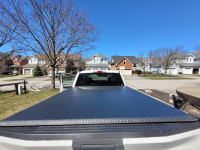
124 60 126 65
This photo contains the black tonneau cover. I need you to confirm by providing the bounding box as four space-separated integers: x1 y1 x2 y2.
0 87 197 126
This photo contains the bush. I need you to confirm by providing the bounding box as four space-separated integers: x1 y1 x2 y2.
135 69 142 75
14 73 19 76
33 64 43 76
145 71 153 74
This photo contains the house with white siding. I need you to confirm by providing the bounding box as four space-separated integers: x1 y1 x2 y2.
22 54 47 75
150 54 200 75
85 53 109 70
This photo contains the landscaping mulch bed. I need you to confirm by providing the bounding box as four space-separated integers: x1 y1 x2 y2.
138 89 200 118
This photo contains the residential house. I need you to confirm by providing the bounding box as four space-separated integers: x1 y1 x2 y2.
48 52 67 75
22 54 47 75
65 54 84 73
194 53 200 64
9 55 28 74
48 53 83 75
111 56 138 75
150 54 200 75
137 57 152 72
0 52 13 74
85 53 109 70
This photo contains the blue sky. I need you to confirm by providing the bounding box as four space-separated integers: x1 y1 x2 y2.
1 0 200 59
77 0 200 58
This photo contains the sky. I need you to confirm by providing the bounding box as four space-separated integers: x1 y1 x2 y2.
1 0 200 59
76 0 200 59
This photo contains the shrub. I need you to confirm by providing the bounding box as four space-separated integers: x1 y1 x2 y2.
145 71 153 74
33 64 43 76
135 69 142 75
14 73 19 76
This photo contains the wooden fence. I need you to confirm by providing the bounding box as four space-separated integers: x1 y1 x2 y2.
0 80 27 95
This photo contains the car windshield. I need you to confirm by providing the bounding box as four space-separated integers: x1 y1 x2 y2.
75 73 124 86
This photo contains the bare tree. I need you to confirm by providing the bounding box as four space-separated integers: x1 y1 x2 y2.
194 44 200 55
0 12 18 52
137 51 151 75
149 46 185 75
0 0 98 88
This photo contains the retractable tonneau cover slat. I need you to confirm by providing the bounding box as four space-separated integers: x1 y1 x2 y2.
0 87 197 127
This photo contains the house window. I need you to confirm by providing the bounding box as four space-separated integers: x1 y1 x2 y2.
123 61 126 65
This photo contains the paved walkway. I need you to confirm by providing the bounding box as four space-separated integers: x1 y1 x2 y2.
125 75 200 95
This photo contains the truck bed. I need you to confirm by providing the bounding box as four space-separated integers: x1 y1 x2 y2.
0 87 197 126
0 87 200 150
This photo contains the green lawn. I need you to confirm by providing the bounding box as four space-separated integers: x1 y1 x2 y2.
140 74 194 80
147 77 194 80
0 75 15 78
0 89 59 120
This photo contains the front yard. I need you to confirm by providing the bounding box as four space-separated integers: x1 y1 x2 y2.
0 89 59 120
140 74 194 80
0 75 15 78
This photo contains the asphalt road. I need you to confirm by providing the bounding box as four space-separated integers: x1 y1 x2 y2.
125 75 200 95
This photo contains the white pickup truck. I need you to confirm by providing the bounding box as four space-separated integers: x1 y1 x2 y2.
0 70 200 150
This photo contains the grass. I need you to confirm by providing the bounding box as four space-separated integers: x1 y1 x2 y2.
147 77 194 80
140 74 194 80
0 75 14 78
0 89 59 120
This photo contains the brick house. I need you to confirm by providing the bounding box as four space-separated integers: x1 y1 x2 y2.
111 56 138 75
0 52 12 74
48 53 84 75
9 55 28 74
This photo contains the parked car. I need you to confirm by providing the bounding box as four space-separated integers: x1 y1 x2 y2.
49 72 61 78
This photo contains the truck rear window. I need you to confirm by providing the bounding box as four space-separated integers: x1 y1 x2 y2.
75 73 124 86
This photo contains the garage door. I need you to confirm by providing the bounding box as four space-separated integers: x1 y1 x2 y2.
24 69 31 75
120 70 132 76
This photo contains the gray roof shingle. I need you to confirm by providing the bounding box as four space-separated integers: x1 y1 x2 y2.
86 53 108 61
112 56 137 65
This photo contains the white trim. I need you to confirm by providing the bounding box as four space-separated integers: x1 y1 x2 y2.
0 135 72 148
23 68 34 76
123 128 200 144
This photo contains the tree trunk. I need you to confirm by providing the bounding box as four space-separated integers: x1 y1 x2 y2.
143 67 146 75
51 66 56 89
164 66 167 75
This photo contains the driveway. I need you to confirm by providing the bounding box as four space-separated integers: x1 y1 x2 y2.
125 75 200 95
0 75 60 91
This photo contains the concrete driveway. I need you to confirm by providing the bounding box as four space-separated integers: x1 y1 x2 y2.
125 75 200 95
